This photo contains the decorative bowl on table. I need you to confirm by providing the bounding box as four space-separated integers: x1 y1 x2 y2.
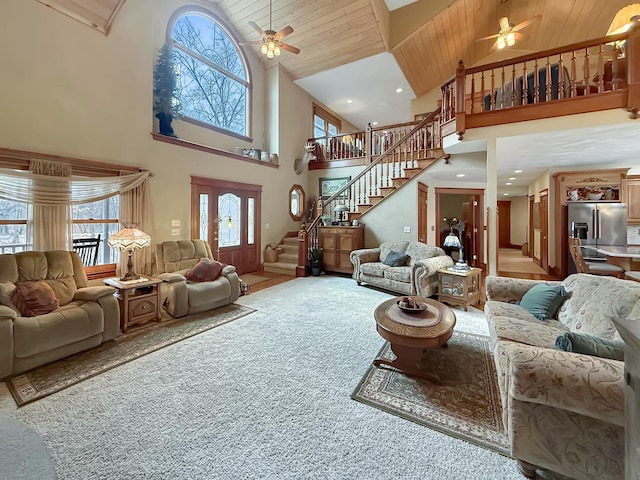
397 296 427 313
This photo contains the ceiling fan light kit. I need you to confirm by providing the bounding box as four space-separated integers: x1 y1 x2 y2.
245 0 299 59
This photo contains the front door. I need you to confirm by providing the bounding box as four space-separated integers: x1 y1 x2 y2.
191 177 261 275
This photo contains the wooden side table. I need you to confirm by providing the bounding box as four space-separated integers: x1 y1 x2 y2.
103 277 162 333
437 267 482 311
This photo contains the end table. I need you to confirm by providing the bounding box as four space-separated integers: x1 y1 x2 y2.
103 277 162 333
437 267 482 311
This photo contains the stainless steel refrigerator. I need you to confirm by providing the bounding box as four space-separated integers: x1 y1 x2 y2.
568 202 627 269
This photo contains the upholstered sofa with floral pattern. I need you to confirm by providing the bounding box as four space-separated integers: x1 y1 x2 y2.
350 241 453 297
485 273 640 480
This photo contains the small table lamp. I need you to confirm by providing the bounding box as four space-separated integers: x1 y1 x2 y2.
107 224 151 281
443 232 469 271
334 205 348 225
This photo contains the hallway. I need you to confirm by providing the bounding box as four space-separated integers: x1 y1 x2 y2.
497 248 559 280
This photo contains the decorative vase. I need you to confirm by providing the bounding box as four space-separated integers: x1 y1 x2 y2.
156 112 176 137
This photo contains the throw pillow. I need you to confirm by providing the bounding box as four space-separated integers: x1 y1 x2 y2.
184 258 225 282
519 283 567 320
555 332 625 361
10 280 59 317
383 250 408 267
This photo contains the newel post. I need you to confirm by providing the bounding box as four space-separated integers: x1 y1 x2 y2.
627 17 640 119
455 60 467 139
297 227 309 277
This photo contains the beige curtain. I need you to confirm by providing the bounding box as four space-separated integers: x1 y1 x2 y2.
118 174 153 277
29 160 72 250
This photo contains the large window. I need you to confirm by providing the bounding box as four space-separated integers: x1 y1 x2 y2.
171 10 250 137
313 104 341 139
0 196 120 266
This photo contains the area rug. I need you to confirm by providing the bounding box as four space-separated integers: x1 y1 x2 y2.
6 304 256 407
240 274 271 285
351 330 509 456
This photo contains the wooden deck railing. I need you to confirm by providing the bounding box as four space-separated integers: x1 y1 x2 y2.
441 26 640 138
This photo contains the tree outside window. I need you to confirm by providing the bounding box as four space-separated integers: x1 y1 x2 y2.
171 12 250 137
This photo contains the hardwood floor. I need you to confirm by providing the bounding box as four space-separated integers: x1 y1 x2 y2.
241 271 294 294
498 248 561 281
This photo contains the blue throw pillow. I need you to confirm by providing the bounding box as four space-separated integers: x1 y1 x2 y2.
555 332 625 361
519 284 567 320
382 250 408 267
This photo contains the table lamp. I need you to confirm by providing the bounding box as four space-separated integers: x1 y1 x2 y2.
107 224 151 281
334 204 349 225
443 232 469 271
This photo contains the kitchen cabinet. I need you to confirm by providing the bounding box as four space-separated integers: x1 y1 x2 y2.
319 226 364 273
627 175 640 224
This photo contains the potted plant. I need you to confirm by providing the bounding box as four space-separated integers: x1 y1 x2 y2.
308 247 323 276
321 214 332 226
153 42 182 137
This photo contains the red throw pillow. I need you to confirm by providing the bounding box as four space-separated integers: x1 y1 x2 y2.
184 258 225 282
10 280 60 317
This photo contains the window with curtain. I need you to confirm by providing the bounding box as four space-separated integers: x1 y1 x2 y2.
170 9 251 138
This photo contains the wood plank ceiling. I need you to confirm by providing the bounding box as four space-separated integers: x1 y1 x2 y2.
40 0 636 98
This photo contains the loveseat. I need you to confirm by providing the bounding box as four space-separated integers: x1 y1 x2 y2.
350 241 453 297
0 250 120 379
485 273 640 480
155 240 240 318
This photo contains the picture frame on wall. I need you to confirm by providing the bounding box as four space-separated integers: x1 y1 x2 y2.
319 176 351 200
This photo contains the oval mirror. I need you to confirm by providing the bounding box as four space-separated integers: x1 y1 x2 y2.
289 184 305 221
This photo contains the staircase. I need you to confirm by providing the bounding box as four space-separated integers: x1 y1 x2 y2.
263 237 298 276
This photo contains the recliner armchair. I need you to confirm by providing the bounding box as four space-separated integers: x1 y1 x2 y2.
155 240 240 318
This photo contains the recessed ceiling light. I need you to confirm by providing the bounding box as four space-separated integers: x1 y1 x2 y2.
509 177 516 180
456 173 465 177
396 88 403 93
503 193 510 196
505 182 512 185
372 121 378 126
347 99 353 104
514 170 523 173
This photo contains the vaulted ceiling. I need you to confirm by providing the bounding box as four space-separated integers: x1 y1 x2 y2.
41 0 635 123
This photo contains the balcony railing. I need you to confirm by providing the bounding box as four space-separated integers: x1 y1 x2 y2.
441 26 639 138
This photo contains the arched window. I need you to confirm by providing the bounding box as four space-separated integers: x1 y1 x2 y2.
170 10 250 138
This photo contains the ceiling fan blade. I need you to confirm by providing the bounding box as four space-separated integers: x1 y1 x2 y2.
274 25 293 39
476 33 501 41
280 42 300 55
512 15 541 32
499 17 510 31
248 21 266 37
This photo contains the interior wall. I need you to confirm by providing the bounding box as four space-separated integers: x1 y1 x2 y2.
510 196 528 246
0 0 314 258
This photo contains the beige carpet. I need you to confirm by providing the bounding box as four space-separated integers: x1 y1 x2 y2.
352 330 509 456
240 274 271 285
6 304 256 407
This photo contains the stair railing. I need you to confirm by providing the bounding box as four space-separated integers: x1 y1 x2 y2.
298 109 442 275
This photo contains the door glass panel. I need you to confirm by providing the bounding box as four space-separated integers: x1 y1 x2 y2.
218 193 240 247
199 193 209 240
248 197 255 245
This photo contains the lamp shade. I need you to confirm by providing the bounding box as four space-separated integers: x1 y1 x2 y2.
107 226 151 251
443 233 461 248
334 205 348 213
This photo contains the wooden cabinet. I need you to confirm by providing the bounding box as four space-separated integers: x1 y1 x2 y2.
437 267 482 311
103 277 162 333
319 226 364 273
627 175 640 224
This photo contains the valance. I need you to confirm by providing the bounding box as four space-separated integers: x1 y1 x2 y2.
0 169 149 205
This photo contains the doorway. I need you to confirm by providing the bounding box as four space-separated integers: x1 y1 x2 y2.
418 182 428 243
435 188 484 269
191 176 262 275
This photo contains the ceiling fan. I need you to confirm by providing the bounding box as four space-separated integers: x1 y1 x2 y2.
241 0 300 59
476 15 541 50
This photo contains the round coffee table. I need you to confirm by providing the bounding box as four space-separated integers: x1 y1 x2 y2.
373 296 456 383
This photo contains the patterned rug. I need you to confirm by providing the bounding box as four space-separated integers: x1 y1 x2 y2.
351 330 509 456
6 304 256 407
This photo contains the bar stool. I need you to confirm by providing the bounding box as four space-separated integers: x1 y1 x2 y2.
568 238 625 279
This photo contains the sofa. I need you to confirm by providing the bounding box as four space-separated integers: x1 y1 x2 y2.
350 241 453 297
0 250 120 379
485 273 640 480
155 240 240 318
